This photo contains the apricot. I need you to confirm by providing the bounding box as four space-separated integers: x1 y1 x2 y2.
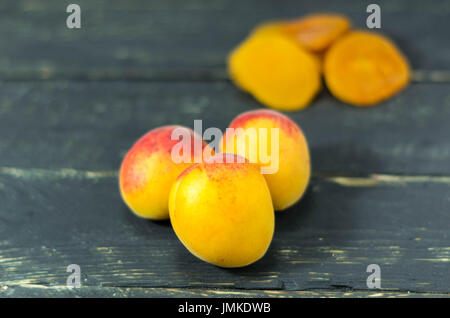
279 13 351 52
324 30 410 106
221 109 310 211
169 153 274 268
119 126 208 220
228 31 321 111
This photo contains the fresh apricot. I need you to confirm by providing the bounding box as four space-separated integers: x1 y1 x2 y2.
324 30 410 106
119 126 209 220
169 153 274 268
228 31 321 111
221 109 310 211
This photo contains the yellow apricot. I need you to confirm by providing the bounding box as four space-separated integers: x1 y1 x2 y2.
221 109 310 211
228 31 321 111
324 30 410 106
169 153 274 268
119 126 209 220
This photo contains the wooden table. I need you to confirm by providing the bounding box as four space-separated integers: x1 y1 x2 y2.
0 0 449 298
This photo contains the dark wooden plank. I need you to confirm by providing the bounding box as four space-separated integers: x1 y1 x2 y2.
0 81 449 175
0 0 448 299
0 0 449 80
1 173 449 293
1 285 448 298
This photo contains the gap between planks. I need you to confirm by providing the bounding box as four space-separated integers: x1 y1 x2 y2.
1 166 450 186
0 70 449 83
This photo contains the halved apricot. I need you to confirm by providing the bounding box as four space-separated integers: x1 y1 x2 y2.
228 31 321 111
279 13 351 52
324 31 410 106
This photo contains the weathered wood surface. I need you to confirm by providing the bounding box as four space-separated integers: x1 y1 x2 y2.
0 0 449 80
0 81 450 175
0 0 449 297
1 174 449 295
2 285 449 298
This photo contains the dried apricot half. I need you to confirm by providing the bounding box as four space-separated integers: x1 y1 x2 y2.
279 13 351 52
324 31 410 106
228 32 321 111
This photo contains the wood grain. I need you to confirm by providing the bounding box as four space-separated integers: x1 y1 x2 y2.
0 174 449 293
0 0 449 297
0 0 449 81
0 81 449 174
1 285 448 298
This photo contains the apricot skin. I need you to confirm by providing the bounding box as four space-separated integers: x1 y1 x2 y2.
119 126 207 220
169 153 274 268
221 109 310 211
324 31 410 106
